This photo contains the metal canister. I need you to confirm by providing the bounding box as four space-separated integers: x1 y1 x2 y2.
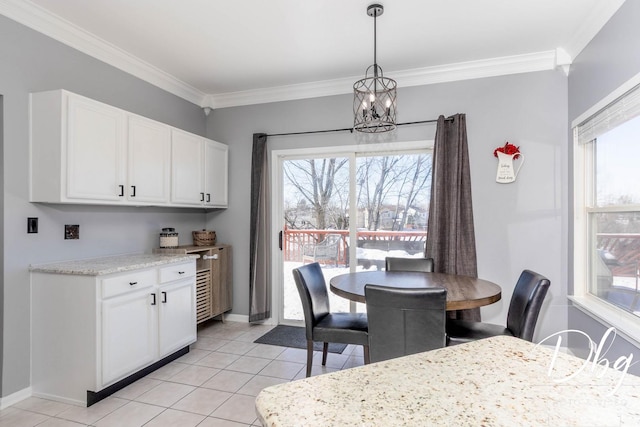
159 227 179 248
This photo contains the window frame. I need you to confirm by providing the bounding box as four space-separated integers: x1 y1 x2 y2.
571 72 640 347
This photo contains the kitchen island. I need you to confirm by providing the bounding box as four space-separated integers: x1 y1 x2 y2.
256 335 640 426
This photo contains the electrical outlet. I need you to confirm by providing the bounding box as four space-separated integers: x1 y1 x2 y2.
28 217 38 233
65 224 79 240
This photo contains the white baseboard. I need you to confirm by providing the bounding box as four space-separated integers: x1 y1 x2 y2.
224 313 249 323
31 391 84 407
223 313 277 326
0 387 32 410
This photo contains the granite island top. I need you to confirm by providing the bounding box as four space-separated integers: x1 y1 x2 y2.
255 335 640 426
29 253 198 276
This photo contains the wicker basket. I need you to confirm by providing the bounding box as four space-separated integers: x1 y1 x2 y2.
192 230 216 246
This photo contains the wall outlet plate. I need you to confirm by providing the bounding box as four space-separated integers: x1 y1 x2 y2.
65 224 79 240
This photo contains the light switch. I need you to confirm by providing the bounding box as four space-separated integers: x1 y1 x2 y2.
28 217 38 233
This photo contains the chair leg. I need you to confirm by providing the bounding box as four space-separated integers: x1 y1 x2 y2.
306 340 313 377
322 342 329 366
363 345 370 365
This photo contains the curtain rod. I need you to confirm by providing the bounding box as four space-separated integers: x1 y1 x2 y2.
266 117 452 137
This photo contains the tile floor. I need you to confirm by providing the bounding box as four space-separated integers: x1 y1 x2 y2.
0 320 365 426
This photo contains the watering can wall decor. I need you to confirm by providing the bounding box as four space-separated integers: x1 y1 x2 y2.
493 142 523 184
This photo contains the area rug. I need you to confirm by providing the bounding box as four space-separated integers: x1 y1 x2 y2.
254 325 347 354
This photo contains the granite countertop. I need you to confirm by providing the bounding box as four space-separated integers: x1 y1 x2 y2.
255 335 640 426
29 253 198 276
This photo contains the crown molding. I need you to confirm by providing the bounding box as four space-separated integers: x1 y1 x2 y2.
206 50 563 109
0 0 207 106
563 0 625 59
2 0 586 110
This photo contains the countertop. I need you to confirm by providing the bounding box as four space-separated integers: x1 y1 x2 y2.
255 335 640 426
29 253 198 276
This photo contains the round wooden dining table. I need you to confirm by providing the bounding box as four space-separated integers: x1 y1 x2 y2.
329 271 502 311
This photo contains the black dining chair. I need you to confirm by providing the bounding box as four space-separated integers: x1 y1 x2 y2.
446 269 550 345
385 256 434 273
365 284 447 363
292 262 369 377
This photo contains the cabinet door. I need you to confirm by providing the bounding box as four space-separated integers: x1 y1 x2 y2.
67 95 125 201
101 290 157 386
128 116 171 203
204 140 229 207
158 279 196 357
171 130 204 206
211 246 232 316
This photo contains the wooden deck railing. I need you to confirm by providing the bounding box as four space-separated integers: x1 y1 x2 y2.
283 228 427 265
283 230 640 278
597 233 640 277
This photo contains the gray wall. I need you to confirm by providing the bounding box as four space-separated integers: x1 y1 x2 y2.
0 16 209 397
567 0 640 371
206 70 569 345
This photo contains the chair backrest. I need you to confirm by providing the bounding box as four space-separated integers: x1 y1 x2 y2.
292 262 330 340
506 269 551 341
365 284 446 363
385 257 434 273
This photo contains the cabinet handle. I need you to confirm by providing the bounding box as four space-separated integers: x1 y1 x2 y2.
151 293 156 305
131 185 136 197
161 291 167 303
200 192 205 202
129 281 137 286
118 185 124 197
206 193 211 203
178 271 185 275
203 254 219 260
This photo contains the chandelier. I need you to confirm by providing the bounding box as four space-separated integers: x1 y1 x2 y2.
353 4 397 133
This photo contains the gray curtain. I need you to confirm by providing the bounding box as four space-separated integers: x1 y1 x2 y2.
249 133 270 322
425 114 480 321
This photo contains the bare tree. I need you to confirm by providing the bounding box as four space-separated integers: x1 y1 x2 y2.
283 158 348 232
400 155 432 229
357 154 431 231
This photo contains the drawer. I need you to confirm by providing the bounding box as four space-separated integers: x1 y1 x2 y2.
159 261 196 283
101 269 155 299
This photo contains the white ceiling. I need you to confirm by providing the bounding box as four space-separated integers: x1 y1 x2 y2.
0 0 625 108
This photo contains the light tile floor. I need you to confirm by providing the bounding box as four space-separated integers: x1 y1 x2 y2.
0 320 365 426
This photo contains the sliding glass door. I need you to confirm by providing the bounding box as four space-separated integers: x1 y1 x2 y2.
274 143 432 325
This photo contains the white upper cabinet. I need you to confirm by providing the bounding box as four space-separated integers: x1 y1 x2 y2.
66 95 126 201
204 139 229 208
30 89 227 208
171 129 206 206
128 115 171 204
171 130 229 208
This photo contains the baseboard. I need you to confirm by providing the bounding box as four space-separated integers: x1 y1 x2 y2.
224 313 249 323
224 313 277 326
31 391 84 407
0 386 32 410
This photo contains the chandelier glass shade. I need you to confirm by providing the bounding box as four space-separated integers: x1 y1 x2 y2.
353 4 397 133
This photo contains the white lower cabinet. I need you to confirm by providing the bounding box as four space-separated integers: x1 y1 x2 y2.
31 259 196 406
101 288 157 386
158 279 197 357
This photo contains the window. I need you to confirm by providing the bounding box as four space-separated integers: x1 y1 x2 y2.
573 80 640 343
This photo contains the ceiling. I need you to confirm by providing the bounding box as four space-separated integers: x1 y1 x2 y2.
0 0 626 109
